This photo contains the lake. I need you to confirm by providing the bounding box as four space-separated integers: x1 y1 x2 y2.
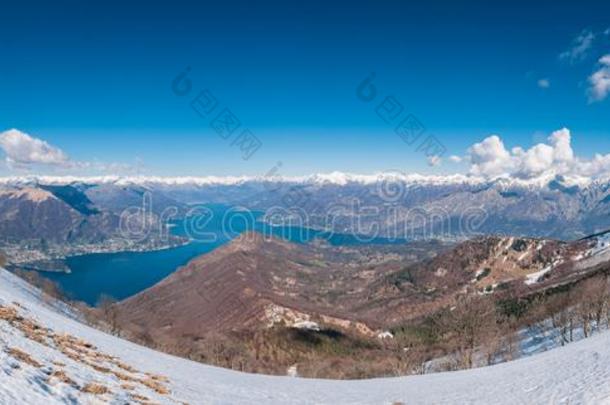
38 205 406 306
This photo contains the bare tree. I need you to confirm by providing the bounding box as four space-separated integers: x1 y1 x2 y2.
440 296 497 369
491 315 520 363
580 276 610 333
547 291 576 346
97 294 120 335
15 270 64 305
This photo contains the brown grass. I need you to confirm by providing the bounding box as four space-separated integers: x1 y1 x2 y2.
7 347 43 368
48 369 76 386
130 393 150 401
0 305 21 322
139 377 170 395
81 382 110 395
94 352 118 362
90 363 112 374
112 369 136 382
20 319 50 346
0 305 55 349
145 372 170 383
116 361 136 372
1 303 176 400
53 334 96 355
131 393 160 405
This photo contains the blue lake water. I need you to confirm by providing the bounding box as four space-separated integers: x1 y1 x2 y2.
38 205 406 306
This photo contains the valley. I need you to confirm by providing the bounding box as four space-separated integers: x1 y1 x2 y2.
111 228 610 378
4 175 610 381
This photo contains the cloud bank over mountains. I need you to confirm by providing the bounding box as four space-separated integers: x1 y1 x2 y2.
467 128 610 180
1 128 609 183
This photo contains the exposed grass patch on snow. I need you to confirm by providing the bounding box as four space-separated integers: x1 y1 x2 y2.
0 301 176 404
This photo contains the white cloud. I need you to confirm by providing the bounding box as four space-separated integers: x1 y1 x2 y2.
468 135 514 177
0 129 71 169
0 128 137 174
537 78 550 89
588 55 610 102
427 155 442 167
549 128 574 162
560 29 595 63
514 142 555 176
466 128 610 180
449 155 463 163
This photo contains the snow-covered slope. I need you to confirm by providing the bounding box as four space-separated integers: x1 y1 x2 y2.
2 268 610 405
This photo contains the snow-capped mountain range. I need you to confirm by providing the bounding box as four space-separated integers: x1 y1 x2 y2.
2 171 610 243
0 171 605 188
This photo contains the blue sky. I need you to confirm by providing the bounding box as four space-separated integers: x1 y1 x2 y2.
1 0 609 176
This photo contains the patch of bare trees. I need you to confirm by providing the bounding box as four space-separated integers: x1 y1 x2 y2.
544 275 610 345
14 270 64 305
97 294 120 336
430 274 610 371
436 296 499 369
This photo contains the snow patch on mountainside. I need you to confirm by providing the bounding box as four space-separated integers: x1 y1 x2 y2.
524 265 554 285
2 267 610 404
590 232 610 256
0 187 57 202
